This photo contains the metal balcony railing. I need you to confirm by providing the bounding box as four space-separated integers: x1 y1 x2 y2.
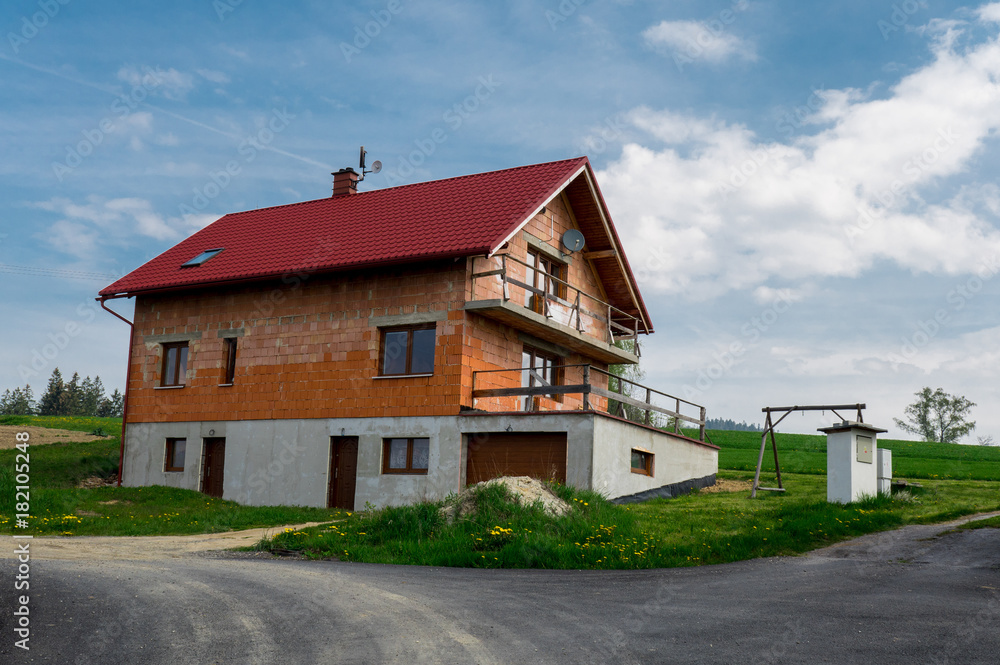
469 253 644 353
470 364 707 442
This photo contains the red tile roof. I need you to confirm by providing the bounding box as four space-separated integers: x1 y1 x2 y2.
100 157 590 297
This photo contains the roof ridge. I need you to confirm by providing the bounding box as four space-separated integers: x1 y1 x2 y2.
219 156 589 217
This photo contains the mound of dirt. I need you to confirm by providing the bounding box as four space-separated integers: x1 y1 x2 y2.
77 475 118 489
440 476 571 524
700 478 753 493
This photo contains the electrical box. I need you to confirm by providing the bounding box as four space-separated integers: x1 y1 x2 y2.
820 421 887 503
856 435 873 464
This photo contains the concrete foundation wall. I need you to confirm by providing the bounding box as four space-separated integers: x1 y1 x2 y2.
590 415 719 500
122 412 718 508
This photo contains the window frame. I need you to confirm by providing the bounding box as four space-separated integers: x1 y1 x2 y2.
525 250 568 312
165 438 187 472
160 342 189 387
522 345 563 406
378 324 436 377
381 437 430 474
221 337 238 385
630 448 654 476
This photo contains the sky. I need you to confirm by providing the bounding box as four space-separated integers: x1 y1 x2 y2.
2 0 999 441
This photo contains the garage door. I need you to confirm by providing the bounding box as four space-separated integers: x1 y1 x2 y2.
466 432 567 485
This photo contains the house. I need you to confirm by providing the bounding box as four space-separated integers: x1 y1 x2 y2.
98 156 718 509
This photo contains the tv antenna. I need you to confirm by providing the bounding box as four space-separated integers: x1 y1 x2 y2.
357 146 382 184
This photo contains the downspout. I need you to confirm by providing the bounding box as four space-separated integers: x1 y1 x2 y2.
97 295 134 487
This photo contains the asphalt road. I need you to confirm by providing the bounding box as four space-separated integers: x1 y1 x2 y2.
1 520 998 664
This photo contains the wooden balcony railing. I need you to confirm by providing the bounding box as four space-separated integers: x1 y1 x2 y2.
470 364 707 442
470 253 645 352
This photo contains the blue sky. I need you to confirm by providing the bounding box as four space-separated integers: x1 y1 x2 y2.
2 0 999 440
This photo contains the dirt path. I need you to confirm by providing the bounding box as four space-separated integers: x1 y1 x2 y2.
1 522 328 561
0 424 112 448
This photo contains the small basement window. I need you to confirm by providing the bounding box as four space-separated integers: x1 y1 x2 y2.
165 438 186 472
630 449 653 476
382 437 430 474
181 248 224 267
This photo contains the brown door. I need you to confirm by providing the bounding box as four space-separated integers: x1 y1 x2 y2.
201 437 226 498
466 432 567 486
328 437 358 510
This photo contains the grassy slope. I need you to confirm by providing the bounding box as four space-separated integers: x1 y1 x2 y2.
0 416 341 535
263 471 1000 568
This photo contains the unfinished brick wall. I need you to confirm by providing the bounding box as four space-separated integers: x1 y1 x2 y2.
127 262 468 423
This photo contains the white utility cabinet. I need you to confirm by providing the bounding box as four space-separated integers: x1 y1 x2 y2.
819 421 887 503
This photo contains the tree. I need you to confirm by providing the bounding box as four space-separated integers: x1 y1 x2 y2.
0 385 36 415
98 388 124 418
64 372 83 416
38 368 67 416
80 375 105 416
894 387 976 443
608 339 665 426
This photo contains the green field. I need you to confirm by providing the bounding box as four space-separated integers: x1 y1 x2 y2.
691 429 1000 481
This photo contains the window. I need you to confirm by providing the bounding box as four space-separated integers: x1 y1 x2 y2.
522 346 562 408
181 248 223 267
380 325 436 376
165 438 186 472
222 337 237 384
161 342 189 387
631 449 654 476
382 438 430 474
524 250 567 313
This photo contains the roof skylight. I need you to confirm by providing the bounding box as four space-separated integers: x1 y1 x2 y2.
181 248 224 267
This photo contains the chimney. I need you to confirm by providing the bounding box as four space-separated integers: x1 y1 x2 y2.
332 167 359 197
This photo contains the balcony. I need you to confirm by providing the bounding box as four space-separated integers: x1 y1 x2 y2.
470 364 708 442
465 253 643 365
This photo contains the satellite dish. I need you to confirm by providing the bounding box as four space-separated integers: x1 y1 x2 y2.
561 229 585 253
371 160 382 174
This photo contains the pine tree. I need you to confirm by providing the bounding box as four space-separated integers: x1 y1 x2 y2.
108 388 124 418
38 368 67 416
64 372 83 416
86 376 105 416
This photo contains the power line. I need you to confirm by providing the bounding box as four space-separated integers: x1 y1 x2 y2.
0 263 121 282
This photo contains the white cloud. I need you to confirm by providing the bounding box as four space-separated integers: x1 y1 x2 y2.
117 65 195 100
600 14 1000 300
979 3 1000 22
642 19 756 64
196 68 230 84
32 196 216 259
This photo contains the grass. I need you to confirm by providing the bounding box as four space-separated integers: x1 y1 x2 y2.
258 471 1000 568
695 429 1000 481
0 417 341 536
958 515 1000 530
0 414 124 435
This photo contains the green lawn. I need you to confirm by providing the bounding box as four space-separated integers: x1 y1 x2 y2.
260 471 1000 568
1 414 124 435
694 429 1000 481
